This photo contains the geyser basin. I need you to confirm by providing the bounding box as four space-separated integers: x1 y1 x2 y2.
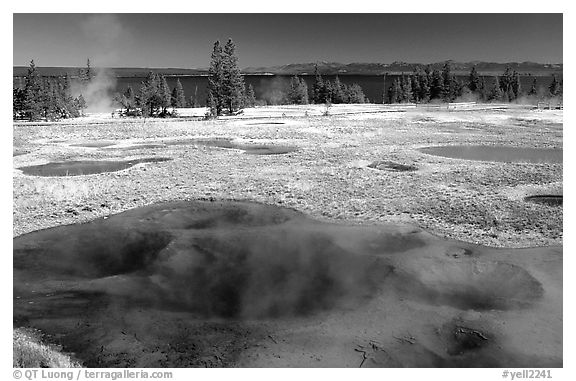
419 145 562 164
13 201 561 367
524 195 563 207
18 157 171 176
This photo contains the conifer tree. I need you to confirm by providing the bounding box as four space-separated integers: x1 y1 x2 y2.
489 76 504 101
221 39 246 114
207 41 225 116
171 79 186 108
244 83 257 107
468 66 480 92
500 65 513 94
401 76 413 102
389 78 401 103
79 58 94 84
419 71 431 102
512 71 521 98
478 77 487 101
23 60 44 120
430 69 443 100
13 87 26 119
287 76 308 105
549 75 560 96
158 75 172 116
323 80 333 104
312 65 325 104
139 72 162 117
441 63 452 101
528 77 537 96
411 74 421 103
346 83 366 103
75 94 87 116
115 85 136 115
331 76 346 103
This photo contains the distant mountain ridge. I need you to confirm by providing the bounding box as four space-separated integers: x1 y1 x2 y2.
242 61 563 76
13 61 563 78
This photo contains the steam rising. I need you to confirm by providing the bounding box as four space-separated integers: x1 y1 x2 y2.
71 70 117 112
72 14 130 112
14 201 543 322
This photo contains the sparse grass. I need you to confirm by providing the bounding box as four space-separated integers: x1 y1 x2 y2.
13 328 81 368
16 177 112 205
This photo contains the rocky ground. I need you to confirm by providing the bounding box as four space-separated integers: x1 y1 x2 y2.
13 105 563 248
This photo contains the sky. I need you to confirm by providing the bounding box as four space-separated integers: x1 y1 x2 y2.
13 13 563 68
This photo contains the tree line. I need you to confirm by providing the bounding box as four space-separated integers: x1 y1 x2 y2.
113 39 256 118
384 63 563 104
114 73 185 117
14 45 563 121
13 60 89 121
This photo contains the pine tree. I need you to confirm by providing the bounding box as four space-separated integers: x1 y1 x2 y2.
206 91 217 117
312 64 325 104
549 75 560 96
478 77 487 101
207 41 225 116
419 71 431 102
430 69 443 100
171 79 186 108
500 65 513 94
468 66 480 92
528 77 537 96
512 71 521 98
139 72 162 117
323 80 333 104
79 58 94 84
441 63 452 101
74 94 87 116
346 83 366 103
23 60 43 121
158 75 172 116
389 78 401 103
244 83 257 107
115 85 137 115
287 76 309 105
330 76 346 103
13 87 26 119
411 74 421 103
38 78 53 119
506 86 515 102
221 39 246 114
401 76 413 103
488 76 504 101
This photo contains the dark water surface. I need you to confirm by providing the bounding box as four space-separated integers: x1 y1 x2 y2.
419 146 563 164
18 157 171 176
13 201 561 367
524 195 563 207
